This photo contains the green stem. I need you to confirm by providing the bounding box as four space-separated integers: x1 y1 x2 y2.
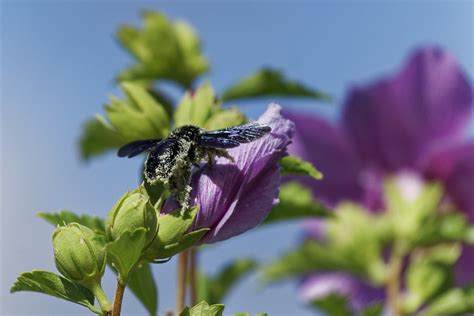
176 250 189 313
112 280 126 316
189 248 198 305
91 283 112 314
386 243 406 316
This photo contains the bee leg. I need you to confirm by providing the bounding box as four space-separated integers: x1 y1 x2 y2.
216 149 235 163
168 163 192 214
207 152 215 168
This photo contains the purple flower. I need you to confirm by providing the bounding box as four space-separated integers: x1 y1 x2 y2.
288 47 473 305
300 273 384 312
163 104 295 244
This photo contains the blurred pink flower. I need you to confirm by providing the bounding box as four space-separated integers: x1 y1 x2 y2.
300 273 384 312
288 47 473 305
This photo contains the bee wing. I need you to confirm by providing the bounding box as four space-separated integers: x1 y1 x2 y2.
197 123 271 148
117 139 162 158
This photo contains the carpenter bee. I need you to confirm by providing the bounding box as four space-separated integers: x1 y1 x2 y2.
117 123 271 208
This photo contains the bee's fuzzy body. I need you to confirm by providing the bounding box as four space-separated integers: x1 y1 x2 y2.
119 123 271 209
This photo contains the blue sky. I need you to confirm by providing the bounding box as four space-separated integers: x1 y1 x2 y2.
1 1 473 315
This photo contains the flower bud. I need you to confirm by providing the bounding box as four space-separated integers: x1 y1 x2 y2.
52 223 106 289
106 187 158 248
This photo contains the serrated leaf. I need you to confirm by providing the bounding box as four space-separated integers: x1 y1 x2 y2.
127 263 158 316
310 294 352 316
263 182 331 225
175 82 218 127
122 82 170 133
105 82 169 141
222 68 330 102
279 156 323 180
204 108 247 131
10 270 100 314
117 11 209 88
198 259 257 304
180 301 225 316
79 116 125 160
37 210 105 234
106 228 147 283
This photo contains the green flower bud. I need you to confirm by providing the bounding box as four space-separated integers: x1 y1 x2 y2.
105 187 158 248
52 223 106 289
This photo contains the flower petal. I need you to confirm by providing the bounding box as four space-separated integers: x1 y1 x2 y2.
423 142 474 222
299 273 384 311
163 104 294 244
343 47 473 172
286 112 383 209
455 245 474 287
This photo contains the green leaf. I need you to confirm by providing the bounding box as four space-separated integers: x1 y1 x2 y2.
419 286 474 316
79 116 125 160
105 82 170 141
142 207 209 260
279 155 323 180
403 244 460 313
385 179 443 243
263 182 331 225
204 108 247 131
117 11 209 88
10 270 100 314
106 228 147 283
37 210 105 234
153 228 209 259
198 258 258 304
264 204 390 284
222 68 330 102
325 203 390 284
263 241 350 283
155 206 199 247
180 301 225 316
127 263 158 316
413 212 472 246
310 294 352 316
174 82 218 127
361 303 383 316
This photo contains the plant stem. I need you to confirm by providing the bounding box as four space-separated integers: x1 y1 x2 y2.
112 280 126 316
91 283 112 314
176 250 189 313
189 247 198 305
386 243 405 316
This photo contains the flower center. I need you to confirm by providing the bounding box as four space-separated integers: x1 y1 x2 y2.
393 171 425 203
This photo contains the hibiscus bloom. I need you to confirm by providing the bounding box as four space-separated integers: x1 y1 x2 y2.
163 104 295 244
288 47 473 306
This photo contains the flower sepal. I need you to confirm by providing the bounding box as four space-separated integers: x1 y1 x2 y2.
105 184 158 250
106 227 149 284
142 206 208 260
